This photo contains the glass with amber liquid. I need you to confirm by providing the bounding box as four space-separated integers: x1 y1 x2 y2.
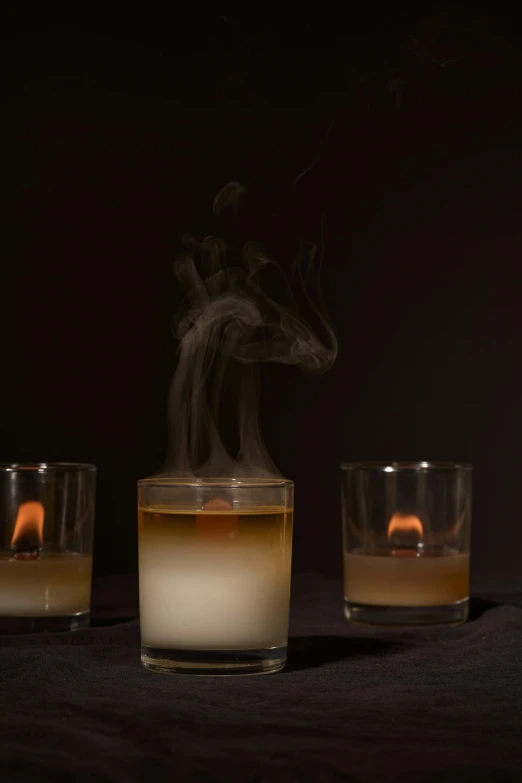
341 462 472 626
138 478 294 675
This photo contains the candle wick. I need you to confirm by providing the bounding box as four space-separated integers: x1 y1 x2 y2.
391 548 420 558
11 549 40 560
11 538 41 560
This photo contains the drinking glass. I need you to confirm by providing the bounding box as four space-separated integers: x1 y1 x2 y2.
341 462 472 626
0 463 96 633
138 477 294 675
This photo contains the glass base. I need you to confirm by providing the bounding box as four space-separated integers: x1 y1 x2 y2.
0 611 90 634
141 645 287 676
344 598 469 627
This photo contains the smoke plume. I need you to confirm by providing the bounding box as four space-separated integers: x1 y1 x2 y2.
159 181 337 479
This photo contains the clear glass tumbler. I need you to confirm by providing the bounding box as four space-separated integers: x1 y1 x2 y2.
138 477 294 675
341 462 472 626
0 463 96 633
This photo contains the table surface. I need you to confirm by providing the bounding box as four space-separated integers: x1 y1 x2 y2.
1 573 521 783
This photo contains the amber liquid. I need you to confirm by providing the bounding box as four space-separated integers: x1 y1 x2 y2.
138 506 293 650
138 506 293 547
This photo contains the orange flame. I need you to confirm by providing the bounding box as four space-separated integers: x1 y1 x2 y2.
11 501 45 548
387 513 423 542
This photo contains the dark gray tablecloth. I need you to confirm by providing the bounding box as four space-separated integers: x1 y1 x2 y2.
1 573 521 782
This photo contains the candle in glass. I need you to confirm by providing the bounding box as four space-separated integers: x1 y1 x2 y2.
341 463 472 626
0 463 96 632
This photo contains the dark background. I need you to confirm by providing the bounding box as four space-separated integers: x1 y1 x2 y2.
2 7 522 587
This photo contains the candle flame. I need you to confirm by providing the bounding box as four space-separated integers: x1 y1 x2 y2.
11 501 45 548
387 513 423 544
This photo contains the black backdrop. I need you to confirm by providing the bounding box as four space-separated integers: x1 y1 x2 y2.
2 8 522 587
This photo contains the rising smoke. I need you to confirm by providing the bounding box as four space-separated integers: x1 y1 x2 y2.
159 180 337 479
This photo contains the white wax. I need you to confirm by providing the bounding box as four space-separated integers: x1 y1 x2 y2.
344 551 470 607
0 552 92 616
139 540 291 650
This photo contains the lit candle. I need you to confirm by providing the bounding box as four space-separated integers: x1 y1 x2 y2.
0 501 92 618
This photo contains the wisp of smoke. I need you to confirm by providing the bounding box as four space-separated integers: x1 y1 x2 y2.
158 181 337 479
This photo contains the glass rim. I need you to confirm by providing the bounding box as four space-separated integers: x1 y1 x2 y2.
341 461 472 472
0 462 96 473
138 475 294 488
